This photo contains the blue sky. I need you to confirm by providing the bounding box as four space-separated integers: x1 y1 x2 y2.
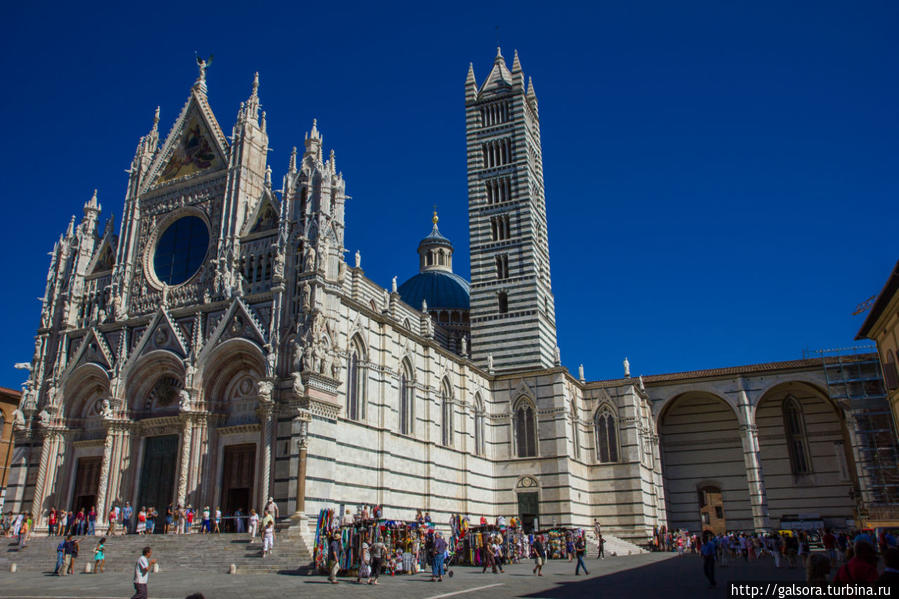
0 1 896 389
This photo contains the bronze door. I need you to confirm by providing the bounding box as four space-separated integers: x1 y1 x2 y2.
221 443 256 524
71 457 101 513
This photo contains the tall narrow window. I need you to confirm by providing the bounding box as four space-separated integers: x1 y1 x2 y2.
346 338 366 421
515 401 537 457
441 380 454 447
399 361 413 435
571 401 580 460
783 397 812 475
496 254 509 279
594 408 618 463
474 396 486 457
497 291 508 314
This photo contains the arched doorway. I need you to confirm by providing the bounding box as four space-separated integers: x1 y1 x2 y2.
659 392 752 531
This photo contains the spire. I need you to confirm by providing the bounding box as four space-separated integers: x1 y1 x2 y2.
526 76 538 112
511 49 525 89
84 189 100 216
466 62 478 100
495 46 503 62
245 71 260 120
304 118 323 158
152 106 160 135
329 149 336 174
288 146 297 173
265 165 272 187
66 215 75 238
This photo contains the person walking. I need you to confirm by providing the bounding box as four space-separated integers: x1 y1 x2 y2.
430 531 447 582
201 506 211 534
700 533 717 589
54 537 66 575
598 533 605 559
107 507 117 536
532 535 546 576
369 537 386 584
213 506 222 533
63 535 79 575
357 542 371 584
88 506 97 536
131 546 156 599
123 502 133 534
327 532 341 584
248 509 259 540
93 537 106 573
574 535 589 575
262 520 275 557
481 536 497 574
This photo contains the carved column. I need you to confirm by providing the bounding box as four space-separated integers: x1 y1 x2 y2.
737 386 770 531
176 415 193 507
94 425 116 520
30 428 64 525
257 403 274 510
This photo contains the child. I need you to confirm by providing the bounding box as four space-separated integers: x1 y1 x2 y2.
262 521 274 558
93 537 106 573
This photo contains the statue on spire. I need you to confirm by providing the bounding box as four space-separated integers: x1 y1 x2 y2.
194 52 214 89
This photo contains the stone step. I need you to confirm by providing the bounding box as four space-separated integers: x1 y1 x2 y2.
2 534 312 575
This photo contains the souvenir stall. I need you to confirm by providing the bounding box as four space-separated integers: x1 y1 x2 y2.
460 523 527 566
534 527 584 559
313 509 425 576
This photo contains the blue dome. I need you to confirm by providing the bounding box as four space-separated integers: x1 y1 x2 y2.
397 270 470 310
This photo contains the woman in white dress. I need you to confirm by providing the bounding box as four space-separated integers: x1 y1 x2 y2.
248 509 259 540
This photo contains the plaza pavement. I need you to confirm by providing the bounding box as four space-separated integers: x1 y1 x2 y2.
0 551 807 599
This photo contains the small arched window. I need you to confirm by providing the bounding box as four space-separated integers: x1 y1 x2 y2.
783 396 812 475
514 399 537 458
594 407 618 463
346 337 366 421
474 395 486 457
399 360 414 436
441 379 454 447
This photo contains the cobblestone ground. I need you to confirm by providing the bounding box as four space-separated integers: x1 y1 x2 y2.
0 552 807 599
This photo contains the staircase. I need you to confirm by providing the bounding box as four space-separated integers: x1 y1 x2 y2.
584 532 648 556
2 533 314 575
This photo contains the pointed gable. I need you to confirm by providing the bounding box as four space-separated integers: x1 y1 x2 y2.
143 88 230 192
87 236 116 275
130 308 190 361
244 189 281 235
64 328 115 376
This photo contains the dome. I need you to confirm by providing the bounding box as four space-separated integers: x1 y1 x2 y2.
398 270 470 310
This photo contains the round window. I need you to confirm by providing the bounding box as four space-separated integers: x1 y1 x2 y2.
153 215 209 286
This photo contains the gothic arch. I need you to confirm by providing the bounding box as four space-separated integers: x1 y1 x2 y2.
346 334 367 421
63 363 110 421
201 337 267 414
593 404 618 463
125 349 185 414
658 391 751 532
513 395 538 458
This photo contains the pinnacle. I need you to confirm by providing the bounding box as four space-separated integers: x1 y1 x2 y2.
512 49 522 72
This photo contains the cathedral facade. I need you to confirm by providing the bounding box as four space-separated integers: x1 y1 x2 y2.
7 50 892 543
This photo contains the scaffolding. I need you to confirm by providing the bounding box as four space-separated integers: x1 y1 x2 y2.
804 345 899 514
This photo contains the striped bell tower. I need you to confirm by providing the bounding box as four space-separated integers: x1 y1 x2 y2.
466 48 557 372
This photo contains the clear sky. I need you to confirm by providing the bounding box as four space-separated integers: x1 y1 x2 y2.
0 1 896 390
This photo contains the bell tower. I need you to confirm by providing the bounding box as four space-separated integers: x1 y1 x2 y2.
466 49 557 372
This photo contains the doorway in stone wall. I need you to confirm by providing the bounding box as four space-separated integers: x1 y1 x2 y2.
517 492 539 533
221 443 255 530
137 435 178 521
698 485 726 535
71 457 101 513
